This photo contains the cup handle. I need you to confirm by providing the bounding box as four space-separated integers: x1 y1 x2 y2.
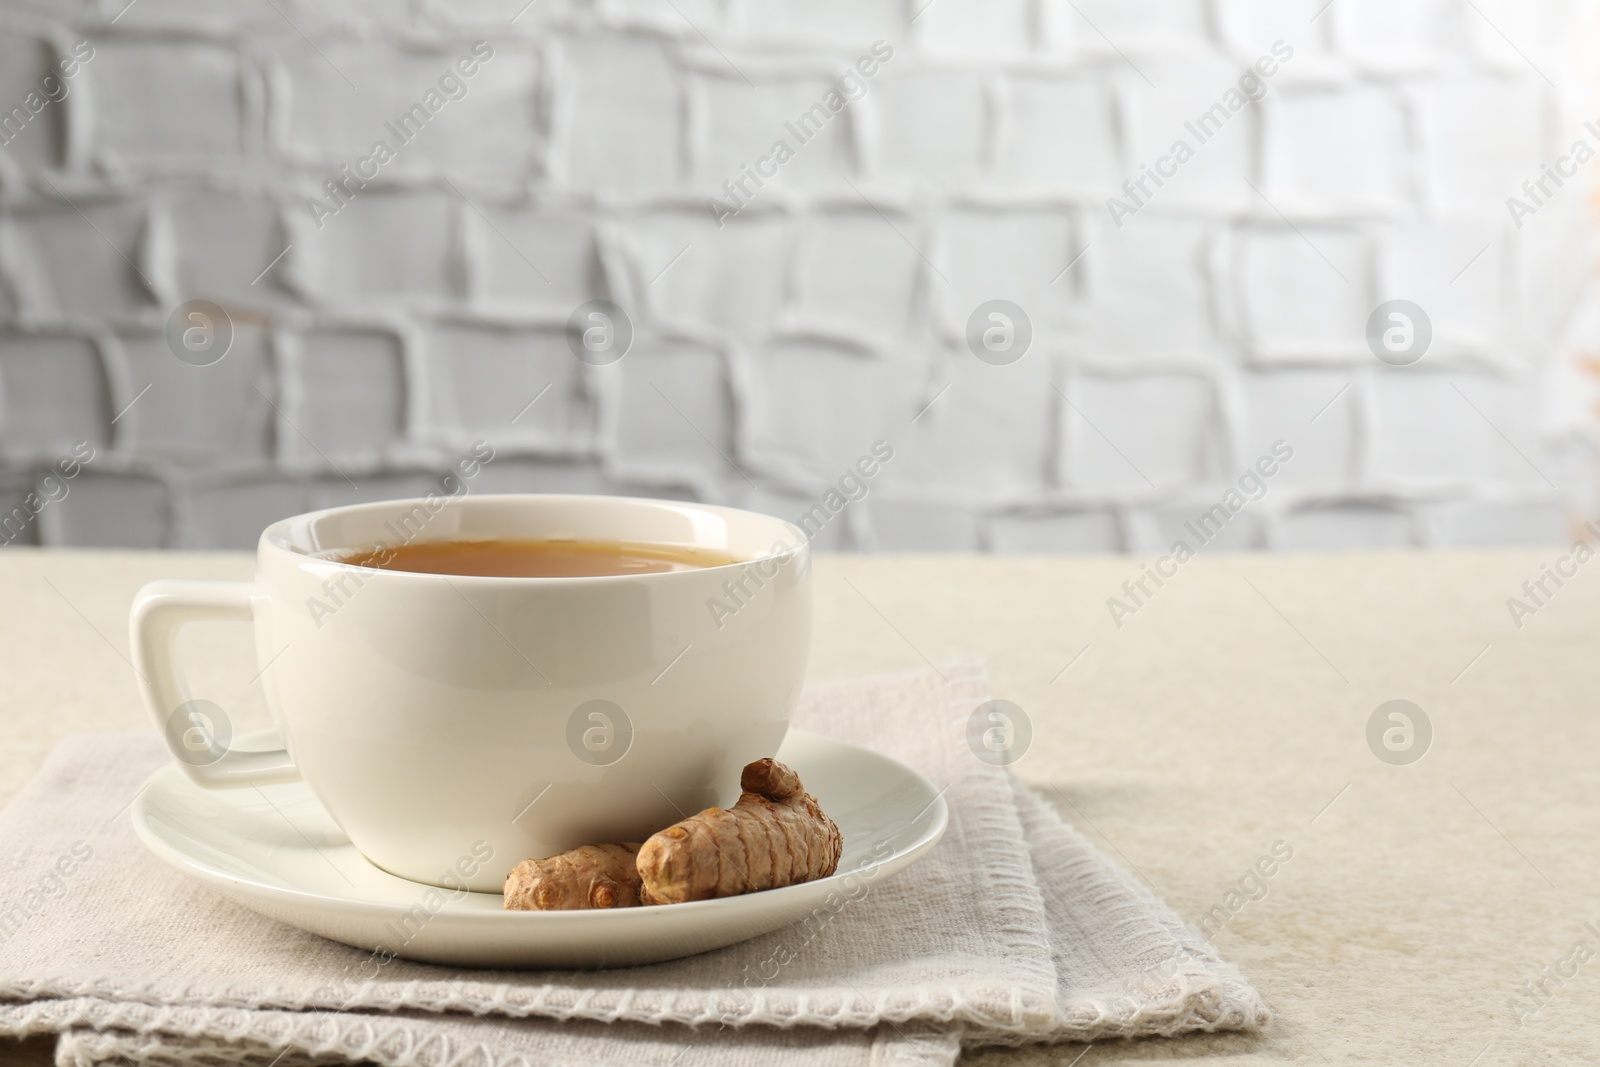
130 579 299 788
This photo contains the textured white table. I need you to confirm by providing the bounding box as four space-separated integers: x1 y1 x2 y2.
4 548 1597 1066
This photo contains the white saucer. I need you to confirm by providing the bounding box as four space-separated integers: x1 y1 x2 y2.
132 730 947 969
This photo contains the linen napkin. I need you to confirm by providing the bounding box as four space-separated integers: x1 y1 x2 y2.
0 661 1268 1065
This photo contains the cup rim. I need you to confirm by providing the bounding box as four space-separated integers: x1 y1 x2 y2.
258 493 811 584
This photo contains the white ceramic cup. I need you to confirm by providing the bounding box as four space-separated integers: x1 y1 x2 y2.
129 494 811 892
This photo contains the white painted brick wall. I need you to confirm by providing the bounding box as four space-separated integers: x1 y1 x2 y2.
0 0 1596 551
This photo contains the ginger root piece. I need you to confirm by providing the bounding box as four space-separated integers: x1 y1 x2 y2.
636 757 842 905
504 842 643 911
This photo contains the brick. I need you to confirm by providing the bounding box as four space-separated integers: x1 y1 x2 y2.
425 323 590 444
1418 74 1547 211
1214 0 1337 66
0 244 15 318
998 75 1120 193
1432 499 1567 547
0 36 67 170
1511 191 1591 350
477 205 597 308
591 0 719 27
864 499 980 551
183 478 314 549
747 341 916 471
939 209 1080 340
281 41 540 181
4 0 96 13
1148 498 1262 552
11 199 153 317
728 485 851 550
118 327 274 465
742 0 903 45
1236 226 1370 359
0 471 43 547
560 36 680 192
1280 502 1415 550
871 68 987 187
471 456 627 497
1239 369 1355 483
1065 374 1221 491
990 509 1122 552
693 76 855 195
1083 217 1218 355
321 0 421 24
307 471 453 512
91 41 246 164
610 338 730 478
43 471 169 548
915 0 1032 57
1463 0 1563 73
888 355 1054 499
627 209 790 339
1331 0 1457 69
1368 372 1551 486
0 333 111 456
1380 219 1508 358
426 0 579 27
0 9 1585 556
1042 0 1208 51
291 329 407 463
166 190 291 306
784 209 920 348
1262 86 1409 212
306 191 456 299
106 0 291 33
1116 53 1260 214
